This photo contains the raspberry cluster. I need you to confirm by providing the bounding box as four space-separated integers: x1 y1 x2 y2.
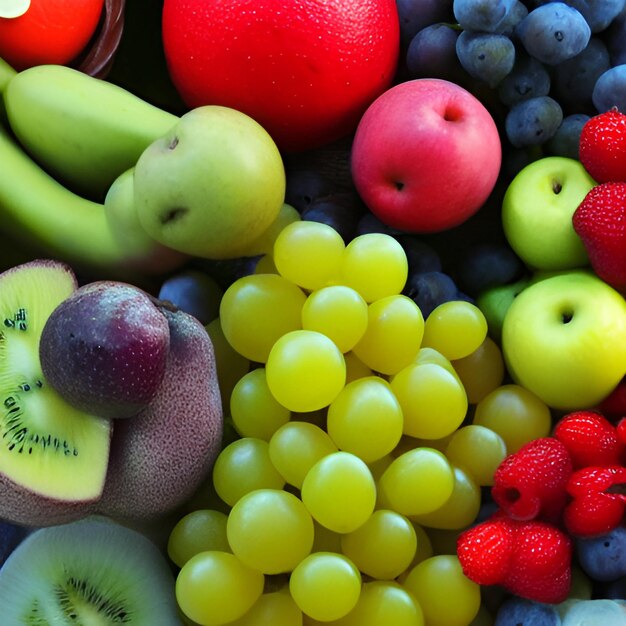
457 409 626 604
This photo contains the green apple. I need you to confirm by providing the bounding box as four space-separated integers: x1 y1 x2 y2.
134 105 286 259
502 156 596 271
502 270 626 410
476 277 530 343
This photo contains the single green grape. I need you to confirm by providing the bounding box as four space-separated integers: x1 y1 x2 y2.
176 551 264 625
473 383 552 453
327 376 404 463
302 285 368 352
212 437 285 506
402 555 481 626
230 367 291 440
410 465 481 530
266 329 346 412
390 362 468 440
451 336 505 404
396 522 434 584
421 300 488 361
268 421 338 489
289 552 362 622
301 451 376 533
273 220 346 290
340 233 408 302
445 424 508 486
332 580 425 626
219 273 307 363
340 509 417 580
227 488 314 574
167 509 230 568
227 587 303 626
255 253 279 274
352 295 424 375
378 447 454 517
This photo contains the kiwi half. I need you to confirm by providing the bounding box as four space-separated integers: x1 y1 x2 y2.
0 260 112 526
0 515 181 624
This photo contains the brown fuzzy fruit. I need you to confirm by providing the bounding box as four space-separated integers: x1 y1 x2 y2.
96 306 223 521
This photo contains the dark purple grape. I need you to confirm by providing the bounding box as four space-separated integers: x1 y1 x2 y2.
284 168 336 214
403 271 459 318
406 23 467 84
544 113 590 159
396 0 454 49
356 211 404 238
158 268 223 325
455 30 516 87
552 37 611 114
455 242 525 297
301 192 365 242
592 64 626 112
504 95 563 147
497 53 551 106
516 3 591 66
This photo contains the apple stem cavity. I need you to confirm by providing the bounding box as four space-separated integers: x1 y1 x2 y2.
168 136 179 150
160 206 188 225
552 180 563 194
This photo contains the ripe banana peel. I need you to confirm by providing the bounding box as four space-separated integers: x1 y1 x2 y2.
0 123 187 279
2 63 179 200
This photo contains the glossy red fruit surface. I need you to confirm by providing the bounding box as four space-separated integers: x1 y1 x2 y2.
0 0 105 70
161 0 400 152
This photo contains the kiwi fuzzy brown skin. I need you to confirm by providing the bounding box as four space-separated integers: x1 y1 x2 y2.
0 260 114 527
39 280 172 420
96 306 223 522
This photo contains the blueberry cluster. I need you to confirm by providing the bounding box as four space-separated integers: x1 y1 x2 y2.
401 0 626 161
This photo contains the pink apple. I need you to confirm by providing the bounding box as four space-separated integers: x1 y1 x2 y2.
350 78 502 233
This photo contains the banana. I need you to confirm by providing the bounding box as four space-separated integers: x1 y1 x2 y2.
0 58 16 126
0 123 187 279
2 63 179 200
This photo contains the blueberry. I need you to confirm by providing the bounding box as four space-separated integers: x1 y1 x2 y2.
396 0 454 48
301 192 364 243
497 53 551 107
396 235 442 275
544 113 590 160
494 596 561 625
455 30 516 87
284 168 335 214
453 0 520 33
505 96 563 148
592 65 626 113
576 525 626 582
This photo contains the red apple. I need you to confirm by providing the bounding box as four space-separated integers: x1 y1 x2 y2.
350 78 502 233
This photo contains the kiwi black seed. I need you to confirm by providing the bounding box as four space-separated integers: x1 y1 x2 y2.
0 516 181 624
0 260 112 526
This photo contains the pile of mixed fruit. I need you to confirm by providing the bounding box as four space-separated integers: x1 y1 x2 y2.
3 0 626 624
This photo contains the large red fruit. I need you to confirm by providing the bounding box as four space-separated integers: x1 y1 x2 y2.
161 0 400 152
0 0 105 70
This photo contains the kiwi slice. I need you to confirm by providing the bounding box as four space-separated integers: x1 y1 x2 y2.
0 260 112 525
0 515 181 624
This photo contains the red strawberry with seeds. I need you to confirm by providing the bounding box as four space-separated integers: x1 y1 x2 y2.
457 516 572 604
554 410 623 469
455 516 514 585
491 437 573 523
579 108 626 183
563 465 626 537
572 182 626 293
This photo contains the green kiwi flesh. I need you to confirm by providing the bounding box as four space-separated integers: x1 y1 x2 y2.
0 515 181 624
0 261 112 524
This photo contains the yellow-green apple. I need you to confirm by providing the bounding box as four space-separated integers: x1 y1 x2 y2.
502 156 596 271
349 78 501 233
502 270 626 410
477 277 530 343
134 105 286 259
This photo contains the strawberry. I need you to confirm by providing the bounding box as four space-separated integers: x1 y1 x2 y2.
579 108 626 183
457 516 572 604
572 182 626 293
491 437 573 523
564 465 626 537
553 410 623 469
455 516 514 585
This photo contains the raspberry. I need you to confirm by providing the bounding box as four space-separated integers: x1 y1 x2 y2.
554 410 623 469
491 437 573 523
564 466 626 537
457 515 572 604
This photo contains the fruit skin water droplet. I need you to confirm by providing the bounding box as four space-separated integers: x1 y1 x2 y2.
0 0 31 19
